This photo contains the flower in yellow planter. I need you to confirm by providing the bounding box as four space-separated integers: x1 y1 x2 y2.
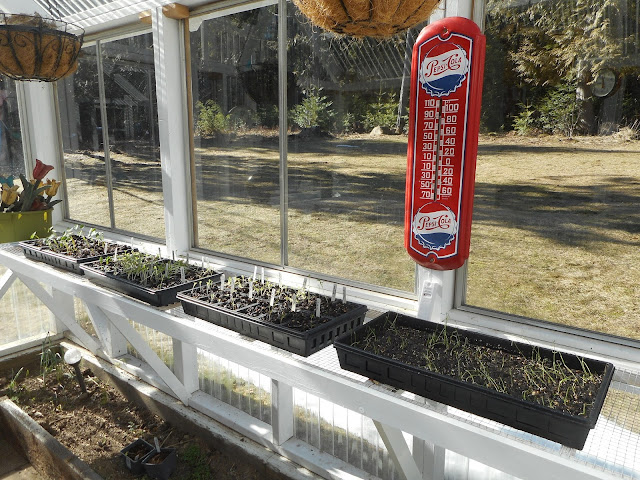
0 159 63 213
44 179 61 197
1 183 19 205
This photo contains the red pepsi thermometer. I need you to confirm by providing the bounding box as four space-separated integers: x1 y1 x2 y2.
404 17 486 270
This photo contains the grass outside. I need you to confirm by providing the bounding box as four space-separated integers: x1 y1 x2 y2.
61 132 640 340
469 134 640 339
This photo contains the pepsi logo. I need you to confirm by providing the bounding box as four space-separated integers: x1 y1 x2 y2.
418 43 469 97
413 202 458 251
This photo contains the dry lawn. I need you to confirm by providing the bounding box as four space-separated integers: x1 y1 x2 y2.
60 132 640 339
469 134 640 339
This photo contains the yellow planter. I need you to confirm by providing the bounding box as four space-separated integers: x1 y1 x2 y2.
0 209 53 243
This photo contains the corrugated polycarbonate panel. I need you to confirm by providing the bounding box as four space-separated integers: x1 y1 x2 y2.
34 0 106 18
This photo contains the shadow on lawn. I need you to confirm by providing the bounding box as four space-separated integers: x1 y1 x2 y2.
473 180 640 248
63 138 640 249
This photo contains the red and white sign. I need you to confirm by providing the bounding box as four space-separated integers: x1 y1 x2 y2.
404 17 486 270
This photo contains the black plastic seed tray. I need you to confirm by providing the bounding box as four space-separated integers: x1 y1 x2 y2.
178 289 367 357
80 261 221 307
334 311 614 450
19 239 133 275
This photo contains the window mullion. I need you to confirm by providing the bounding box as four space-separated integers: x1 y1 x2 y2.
278 0 289 267
96 40 116 230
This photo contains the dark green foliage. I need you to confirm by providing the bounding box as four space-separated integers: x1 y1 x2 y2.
513 81 583 136
289 86 336 130
182 444 211 480
195 100 230 136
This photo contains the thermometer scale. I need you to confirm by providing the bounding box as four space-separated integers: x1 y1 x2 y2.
405 17 486 271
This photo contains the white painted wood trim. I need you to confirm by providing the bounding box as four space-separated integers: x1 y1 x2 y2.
15 274 100 354
0 269 17 300
271 379 294 445
373 420 422 480
152 8 192 255
50 288 74 335
83 303 128 358
21 82 65 226
172 340 199 394
102 309 191 405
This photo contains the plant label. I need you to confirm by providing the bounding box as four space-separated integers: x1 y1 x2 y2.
270 288 275 307
342 286 347 303
316 298 321 317
220 274 225 289
332 284 337 302
405 17 486 270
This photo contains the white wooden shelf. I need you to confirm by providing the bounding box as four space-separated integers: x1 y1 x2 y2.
1 242 639 480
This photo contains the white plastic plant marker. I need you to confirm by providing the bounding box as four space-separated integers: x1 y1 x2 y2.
220 274 225 289
270 289 275 307
332 284 337 302
316 298 321 317
342 286 347 303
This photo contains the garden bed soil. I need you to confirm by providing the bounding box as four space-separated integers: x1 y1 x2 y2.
335 311 615 449
0 356 266 480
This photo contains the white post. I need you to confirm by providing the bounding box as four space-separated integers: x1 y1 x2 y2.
21 82 65 226
84 303 128 358
271 379 294 445
50 288 73 336
152 8 192 255
173 340 199 395
373 420 423 480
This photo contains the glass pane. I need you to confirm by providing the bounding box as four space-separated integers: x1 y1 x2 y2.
58 44 111 226
0 78 24 175
192 6 281 264
286 2 417 292
466 1 640 339
101 33 165 239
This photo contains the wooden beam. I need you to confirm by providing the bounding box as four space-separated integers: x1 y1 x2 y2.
373 420 423 480
162 3 189 20
0 269 16 300
84 303 128 358
104 309 191 405
16 274 101 355
139 10 152 24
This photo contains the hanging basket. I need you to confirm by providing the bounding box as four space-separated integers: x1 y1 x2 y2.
291 0 442 38
0 13 84 82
